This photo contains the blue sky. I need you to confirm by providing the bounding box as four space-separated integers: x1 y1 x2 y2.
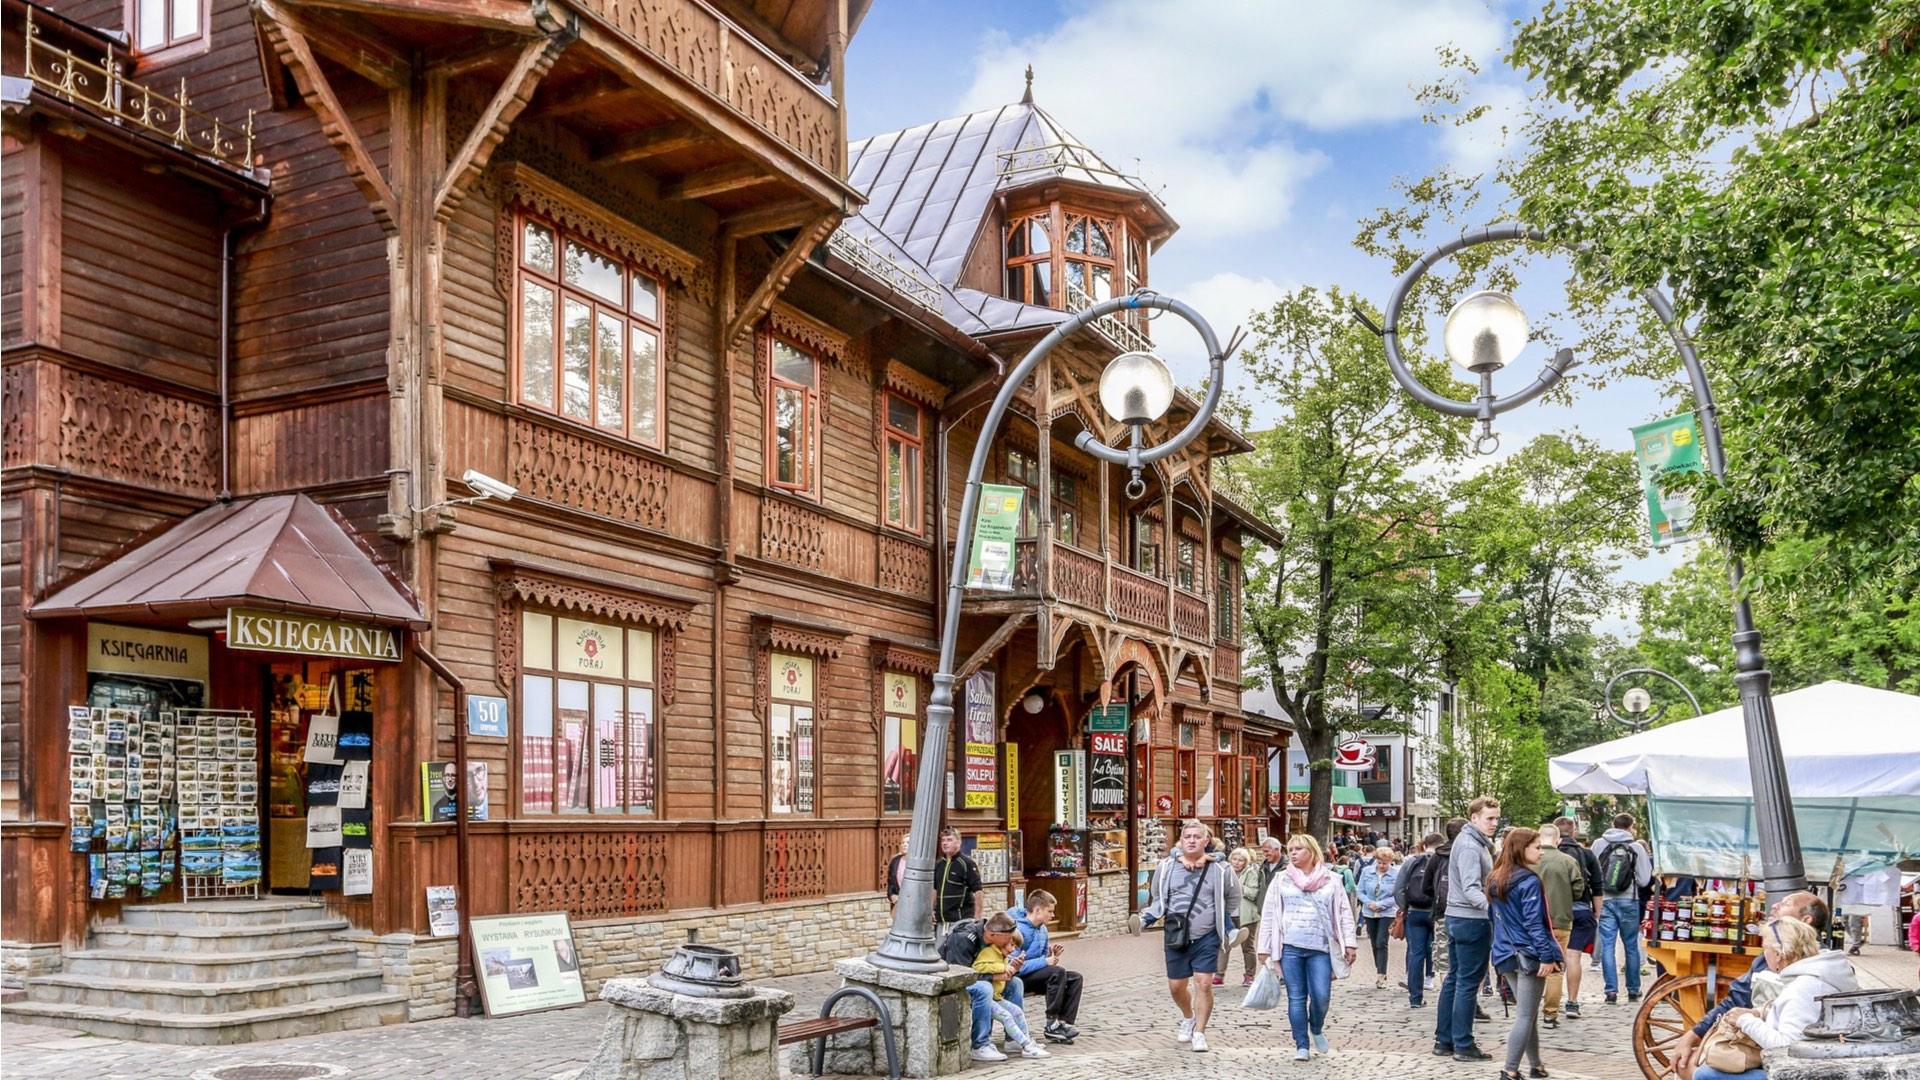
845 0 1694 625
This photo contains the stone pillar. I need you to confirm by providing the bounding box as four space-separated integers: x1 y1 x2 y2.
1767 1048 1920 1080
580 978 794 1080
793 957 977 1078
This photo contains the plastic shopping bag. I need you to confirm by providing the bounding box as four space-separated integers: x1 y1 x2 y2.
1243 964 1283 1011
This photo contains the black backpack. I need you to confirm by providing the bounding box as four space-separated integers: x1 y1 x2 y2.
939 919 985 967
1600 842 1638 894
1404 853 1436 910
1425 846 1453 910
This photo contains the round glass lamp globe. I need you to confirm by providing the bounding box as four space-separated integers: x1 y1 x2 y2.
1622 686 1653 715
1443 290 1529 373
1098 350 1176 424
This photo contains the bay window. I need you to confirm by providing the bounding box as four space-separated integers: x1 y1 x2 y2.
1061 212 1118 308
516 215 665 446
1004 210 1053 306
518 611 657 815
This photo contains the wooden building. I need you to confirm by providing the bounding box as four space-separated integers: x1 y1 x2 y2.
1 0 1284 1038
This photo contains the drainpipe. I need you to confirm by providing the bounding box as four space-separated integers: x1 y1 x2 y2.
412 643 476 1017
218 198 269 502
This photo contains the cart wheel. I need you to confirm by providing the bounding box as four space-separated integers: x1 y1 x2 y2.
1634 974 1705 1080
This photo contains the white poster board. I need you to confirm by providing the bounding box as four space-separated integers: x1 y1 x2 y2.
470 911 586 1016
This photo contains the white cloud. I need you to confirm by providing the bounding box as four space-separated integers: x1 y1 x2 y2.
956 0 1507 238
1439 81 1529 177
1152 270 1296 395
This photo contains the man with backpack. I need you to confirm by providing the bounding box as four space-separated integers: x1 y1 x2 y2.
1553 816 1601 1018
1395 832 1445 1007
938 913 1028 1061
1590 812 1653 1004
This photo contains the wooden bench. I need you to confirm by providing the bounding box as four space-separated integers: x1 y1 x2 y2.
778 986 898 1079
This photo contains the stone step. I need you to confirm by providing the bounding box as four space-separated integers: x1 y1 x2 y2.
25 968 386 1013
1 991 409 1045
89 919 351 954
117 899 331 929
64 942 363 981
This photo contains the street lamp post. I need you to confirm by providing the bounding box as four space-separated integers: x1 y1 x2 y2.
1377 222 1807 898
1600 667 1703 731
869 291 1233 972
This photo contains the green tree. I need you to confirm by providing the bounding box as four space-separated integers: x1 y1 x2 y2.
1439 660 1557 824
1230 286 1471 842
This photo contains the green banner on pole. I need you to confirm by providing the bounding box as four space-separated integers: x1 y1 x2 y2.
965 484 1026 590
1089 704 1129 733
1631 412 1705 548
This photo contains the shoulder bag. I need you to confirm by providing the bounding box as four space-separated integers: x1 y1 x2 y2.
1699 1013 1763 1074
1162 862 1211 950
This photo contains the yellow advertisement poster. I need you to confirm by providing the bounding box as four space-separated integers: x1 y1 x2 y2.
1004 743 1019 830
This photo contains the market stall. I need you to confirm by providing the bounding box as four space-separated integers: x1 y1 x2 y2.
1550 681 1920 1080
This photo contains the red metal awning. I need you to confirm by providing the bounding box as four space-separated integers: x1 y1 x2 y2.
30 494 427 629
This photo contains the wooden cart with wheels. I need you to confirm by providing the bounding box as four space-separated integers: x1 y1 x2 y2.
1632 936 1760 1080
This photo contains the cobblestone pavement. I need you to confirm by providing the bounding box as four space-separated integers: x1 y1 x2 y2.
5 933 1914 1079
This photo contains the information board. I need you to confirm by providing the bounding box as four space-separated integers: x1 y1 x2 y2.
469 911 586 1017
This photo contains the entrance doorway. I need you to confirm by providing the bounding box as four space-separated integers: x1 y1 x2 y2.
1007 689 1071 878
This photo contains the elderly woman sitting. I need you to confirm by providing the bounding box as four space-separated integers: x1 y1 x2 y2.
1692 918 1859 1080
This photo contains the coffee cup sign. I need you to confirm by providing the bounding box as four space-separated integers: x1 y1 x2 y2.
1333 739 1376 772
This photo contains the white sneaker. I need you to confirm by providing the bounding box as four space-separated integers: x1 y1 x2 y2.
970 1044 1008 1062
1020 1042 1051 1059
1311 1032 1331 1056
1293 1048 1312 1062
1126 914 1144 935
1227 926 1249 950
1176 1017 1195 1043
1191 1030 1210 1053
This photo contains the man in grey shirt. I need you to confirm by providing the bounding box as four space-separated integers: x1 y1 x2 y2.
1434 796 1499 1060
1141 820 1243 1054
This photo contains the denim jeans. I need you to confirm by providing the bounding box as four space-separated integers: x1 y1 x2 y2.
1434 916 1491 1051
967 976 1024 1047
1693 1068 1766 1080
1596 895 1644 996
1279 944 1332 1051
1405 909 1434 1004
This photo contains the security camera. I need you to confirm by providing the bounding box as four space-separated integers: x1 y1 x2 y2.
462 469 518 502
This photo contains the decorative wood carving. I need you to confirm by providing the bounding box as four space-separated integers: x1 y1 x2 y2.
511 829 668 918
1214 643 1241 687
571 0 840 175
877 534 932 596
878 823 910 886
763 826 828 902
45 366 218 497
508 416 670 530
1113 565 1170 629
882 359 945 409
3 363 34 468
492 565 691 703
870 642 934 733
751 613 847 715
760 496 827 571
766 302 849 365
1052 544 1104 610
492 162 710 303
1174 591 1210 643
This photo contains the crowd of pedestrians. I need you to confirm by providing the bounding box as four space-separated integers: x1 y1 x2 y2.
928 807 1878 1075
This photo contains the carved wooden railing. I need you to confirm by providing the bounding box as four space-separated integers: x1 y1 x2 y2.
3 361 217 497
1053 544 1105 611
1214 643 1242 686
511 829 669 920
575 0 841 175
1174 591 1210 642
764 826 828 901
510 417 670 529
761 496 829 570
877 533 932 596
1112 565 1169 629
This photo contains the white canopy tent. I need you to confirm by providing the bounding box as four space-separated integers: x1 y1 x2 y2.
1550 681 1920 878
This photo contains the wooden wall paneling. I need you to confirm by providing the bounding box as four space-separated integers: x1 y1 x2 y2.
230 392 388 494
16 136 59 349
664 829 711 911
440 196 509 400
722 824 763 905
823 816 873 896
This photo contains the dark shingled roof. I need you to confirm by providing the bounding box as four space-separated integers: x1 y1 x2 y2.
32 494 427 628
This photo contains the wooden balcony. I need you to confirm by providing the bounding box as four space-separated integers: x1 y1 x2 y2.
1173 590 1210 642
1111 564 1167 629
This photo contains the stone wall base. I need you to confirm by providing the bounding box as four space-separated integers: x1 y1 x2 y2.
1767 1046 1920 1079
0 940 62 989
341 931 461 1021
1082 873 1129 937
570 896 893 994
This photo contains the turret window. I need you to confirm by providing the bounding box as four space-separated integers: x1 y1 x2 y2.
1004 211 1055 306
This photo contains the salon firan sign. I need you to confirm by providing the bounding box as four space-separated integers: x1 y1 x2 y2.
227 608 401 662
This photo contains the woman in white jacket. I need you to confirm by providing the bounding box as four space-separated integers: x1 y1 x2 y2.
1256 834 1358 1061
1693 917 1859 1080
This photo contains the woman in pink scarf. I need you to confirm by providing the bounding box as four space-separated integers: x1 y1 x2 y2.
1256 834 1358 1061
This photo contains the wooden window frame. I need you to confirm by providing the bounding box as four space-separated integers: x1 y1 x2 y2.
767 652 820 817
1216 557 1239 641
1176 721 1196 818
881 393 925 535
880 669 924 816
1241 750 1261 817
766 335 820 496
516 609 660 818
1060 211 1120 310
1176 537 1198 592
1051 471 1082 549
513 212 667 448
1216 753 1238 817
128 0 209 59
1130 511 1163 578
1004 208 1056 306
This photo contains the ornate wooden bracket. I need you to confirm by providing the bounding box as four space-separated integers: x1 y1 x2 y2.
725 212 839 353
750 613 848 715
254 0 398 232
491 562 693 705
434 27 575 222
957 611 1032 681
